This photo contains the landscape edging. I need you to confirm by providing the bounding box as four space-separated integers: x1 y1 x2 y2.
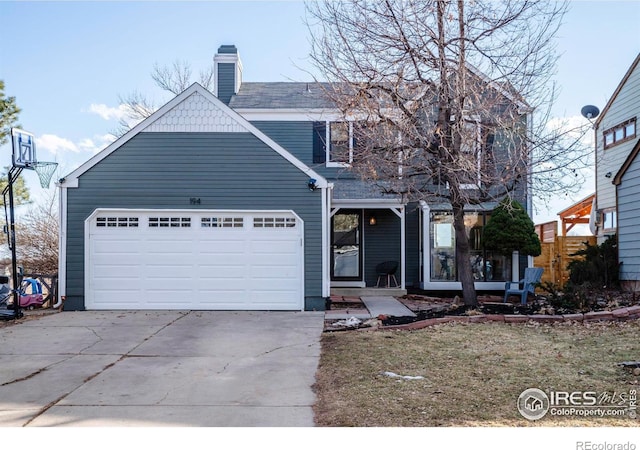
379 305 640 331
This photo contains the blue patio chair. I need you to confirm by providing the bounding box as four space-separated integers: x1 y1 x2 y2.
503 267 543 305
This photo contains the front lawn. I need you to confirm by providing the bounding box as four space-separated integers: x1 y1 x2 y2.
313 320 640 426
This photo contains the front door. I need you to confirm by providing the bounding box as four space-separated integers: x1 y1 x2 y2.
331 210 362 281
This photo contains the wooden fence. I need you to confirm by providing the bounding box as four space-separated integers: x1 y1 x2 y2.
534 221 596 288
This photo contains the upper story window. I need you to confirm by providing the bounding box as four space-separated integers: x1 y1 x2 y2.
329 122 351 164
313 121 355 166
603 118 636 150
602 209 617 231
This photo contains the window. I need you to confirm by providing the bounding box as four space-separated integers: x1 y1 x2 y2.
603 118 636 149
253 217 296 228
602 209 617 230
149 217 191 228
201 217 243 228
312 121 355 166
96 217 139 228
329 122 352 164
429 211 508 282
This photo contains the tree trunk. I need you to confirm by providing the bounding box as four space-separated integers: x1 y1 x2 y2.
452 201 477 306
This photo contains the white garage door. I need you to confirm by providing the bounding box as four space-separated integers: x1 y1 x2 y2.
86 210 304 310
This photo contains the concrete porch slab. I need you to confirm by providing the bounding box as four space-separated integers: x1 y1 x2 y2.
361 296 417 318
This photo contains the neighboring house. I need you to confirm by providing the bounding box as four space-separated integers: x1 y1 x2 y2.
58 45 533 311
593 53 640 289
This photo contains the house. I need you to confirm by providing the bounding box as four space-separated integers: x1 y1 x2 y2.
592 53 640 290
57 45 533 311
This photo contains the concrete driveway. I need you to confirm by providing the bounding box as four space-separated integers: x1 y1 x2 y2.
0 310 325 427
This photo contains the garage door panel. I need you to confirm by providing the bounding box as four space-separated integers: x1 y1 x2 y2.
249 292 299 304
92 278 142 291
91 263 142 277
144 264 194 278
195 268 246 280
92 240 141 255
250 265 298 278
250 239 298 251
145 240 194 254
87 210 303 310
92 291 143 307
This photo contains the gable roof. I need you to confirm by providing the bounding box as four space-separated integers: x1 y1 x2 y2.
230 62 530 112
595 53 640 129
60 83 327 188
613 137 640 186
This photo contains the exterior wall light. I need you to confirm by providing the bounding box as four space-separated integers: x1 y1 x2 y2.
369 215 377 226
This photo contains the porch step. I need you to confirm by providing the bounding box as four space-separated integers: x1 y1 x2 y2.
361 296 416 318
331 287 407 297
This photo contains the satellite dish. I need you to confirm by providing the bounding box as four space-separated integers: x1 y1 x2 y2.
581 105 600 120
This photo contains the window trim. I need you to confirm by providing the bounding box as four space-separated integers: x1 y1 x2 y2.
603 117 636 150
326 121 353 167
601 208 617 231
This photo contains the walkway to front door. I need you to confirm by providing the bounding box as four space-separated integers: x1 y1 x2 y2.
325 296 416 320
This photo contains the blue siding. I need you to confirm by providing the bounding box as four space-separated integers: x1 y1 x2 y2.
250 121 357 180
618 151 640 281
66 132 324 311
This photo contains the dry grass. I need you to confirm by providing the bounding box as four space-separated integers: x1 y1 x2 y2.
313 320 640 427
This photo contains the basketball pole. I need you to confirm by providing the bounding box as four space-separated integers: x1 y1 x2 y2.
5 166 23 320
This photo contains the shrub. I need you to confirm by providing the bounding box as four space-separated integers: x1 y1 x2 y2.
483 197 541 257
567 235 619 289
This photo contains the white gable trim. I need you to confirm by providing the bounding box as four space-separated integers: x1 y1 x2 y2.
60 83 327 188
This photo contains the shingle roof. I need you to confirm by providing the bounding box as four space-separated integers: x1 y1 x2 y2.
229 82 336 109
332 179 402 200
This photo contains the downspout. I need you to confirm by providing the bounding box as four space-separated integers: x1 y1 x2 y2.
53 183 66 309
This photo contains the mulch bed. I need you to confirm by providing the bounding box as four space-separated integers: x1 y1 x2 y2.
326 290 640 331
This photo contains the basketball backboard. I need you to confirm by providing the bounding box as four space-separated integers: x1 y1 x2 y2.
11 128 37 168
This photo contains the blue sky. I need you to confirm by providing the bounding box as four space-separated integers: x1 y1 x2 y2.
1 0 639 223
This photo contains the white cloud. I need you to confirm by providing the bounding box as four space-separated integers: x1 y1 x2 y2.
546 115 594 148
87 103 129 121
78 134 116 154
36 134 79 155
36 133 116 156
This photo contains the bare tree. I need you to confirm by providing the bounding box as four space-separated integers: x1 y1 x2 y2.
14 193 58 274
114 59 215 137
306 0 586 305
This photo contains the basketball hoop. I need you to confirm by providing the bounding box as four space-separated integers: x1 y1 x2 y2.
29 161 59 189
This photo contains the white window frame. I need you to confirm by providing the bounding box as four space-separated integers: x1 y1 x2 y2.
602 209 617 231
326 121 353 167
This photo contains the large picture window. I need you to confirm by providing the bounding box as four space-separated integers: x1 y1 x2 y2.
429 211 508 282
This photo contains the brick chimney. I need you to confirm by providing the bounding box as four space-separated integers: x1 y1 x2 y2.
214 45 243 105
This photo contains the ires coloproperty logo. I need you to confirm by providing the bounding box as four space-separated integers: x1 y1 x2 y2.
517 388 638 420
518 388 550 420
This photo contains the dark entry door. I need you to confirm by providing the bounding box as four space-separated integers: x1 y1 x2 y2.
331 210 362 281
